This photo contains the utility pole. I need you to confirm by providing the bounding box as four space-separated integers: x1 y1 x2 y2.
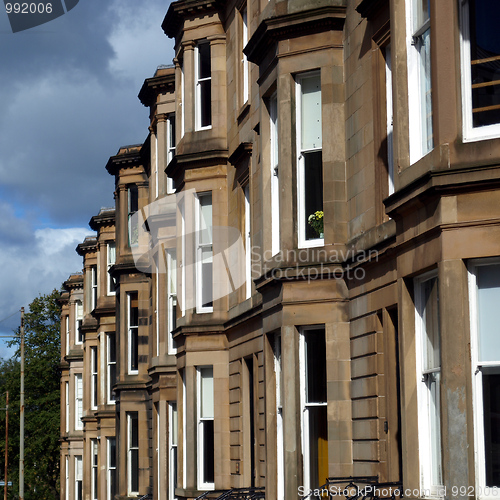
3 391 7 500
19 307 24 500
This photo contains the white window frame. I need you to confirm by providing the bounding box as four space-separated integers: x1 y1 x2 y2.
128 185 139 248
107 242 116 295
127 412 139 496
414 271 443 498
385 43 395 195
91 266 97 311
75 300 83 345
460 0 500 142
195 41 212 131
65 381 69 433
406 0 433 163
299 326 328 492
195 192 213 314
90 346 98 410
270 91 280 256
182 370 187 489
106 333 116 404
75 373 83 431
244 185 251 299
469 259 500 497
154 132 159 199
180 199 186 317
65 455 69 500
241 6 249 104
169 402 178 500
167 249 178 354
181 60 185 138
91 439 98 500
107 437 117 500
197 366 215 490
65 315 69 354
75 455 83 500
167 113 176 193
128 292 139 375
274 334 284 499
296 71 324 249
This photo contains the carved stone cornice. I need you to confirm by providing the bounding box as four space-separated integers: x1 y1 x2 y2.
245 6 346 65
138 68 175 108
162 0 224 39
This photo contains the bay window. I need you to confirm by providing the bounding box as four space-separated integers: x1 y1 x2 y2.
197 366 214 489
469 261 500 493
407 0 433 162
296 72 324 247
461 0 500 141
415 272 443 496
300 326 328 491
195 41 211 130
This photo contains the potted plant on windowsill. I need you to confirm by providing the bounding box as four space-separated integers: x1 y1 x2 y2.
308 211 324 239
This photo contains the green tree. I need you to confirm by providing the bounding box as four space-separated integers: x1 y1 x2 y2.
0 289 61 499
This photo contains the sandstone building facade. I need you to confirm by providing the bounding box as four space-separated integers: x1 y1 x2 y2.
60 0 500 499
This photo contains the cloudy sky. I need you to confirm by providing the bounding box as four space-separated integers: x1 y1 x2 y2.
0 0 174 356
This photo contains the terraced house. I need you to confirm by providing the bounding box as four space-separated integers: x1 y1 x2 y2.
60 0 500 499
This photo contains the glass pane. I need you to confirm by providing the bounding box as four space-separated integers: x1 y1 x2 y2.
201 248 213 308
198 43 211 79
108 333 116 363
168 250 177 293
109 438 116 468
131 329 138 371
427 371 442 486
110 470 116 499
422 277 440 371
108 243 116 265
172 447 178 489
470 0 500 128
200 80 212 128
304 151 323 241
171 403 178 446
199 194 212 244
305 328 327 403
307 406 328 489
301 74 322 151
483 371 500 486
200 367 214 418
128 185 138 214
131 449 139 492
131 414 139 447
477 264 500 362
417 28 433 154
413 0 430 31
202 419 215 483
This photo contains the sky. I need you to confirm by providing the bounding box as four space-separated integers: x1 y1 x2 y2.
0 0 174 356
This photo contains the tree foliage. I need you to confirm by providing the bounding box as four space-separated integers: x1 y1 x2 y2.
0 289 61 499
